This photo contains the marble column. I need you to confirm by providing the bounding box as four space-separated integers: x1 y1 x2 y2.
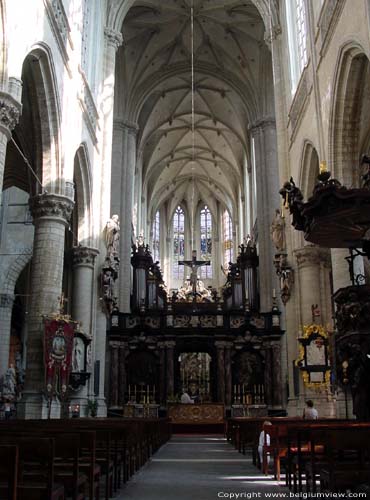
109 342 119 407
0 88 22 202
19 193 74 419
224 342 233 407
271 342 283 408
216 341 225 403
0 293 15 380
113 120 138 313
70 246 99 412
118 343 127 406
165 341 175 398
158 342 166 406
249 119 280 311
263 347 273 406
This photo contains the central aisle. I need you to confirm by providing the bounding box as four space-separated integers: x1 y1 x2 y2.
116 435 288 500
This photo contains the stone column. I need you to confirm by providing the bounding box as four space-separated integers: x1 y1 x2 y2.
294 245 335 416
0 90 22 202
70 246 99 413
165 341 175 399
93 28 122 417
113 120 138 312
294 246 332 325
0 293 15 380
216 341 226 403
19 193 74 419
224 343 233 407
72 246 99 334
249 119 280 311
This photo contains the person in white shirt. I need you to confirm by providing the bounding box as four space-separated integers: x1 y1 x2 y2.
303 400 318 419
180 389 194 404
258 420 272 471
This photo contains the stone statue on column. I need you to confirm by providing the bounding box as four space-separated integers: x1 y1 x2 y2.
270 208 285 253
105 215 120 257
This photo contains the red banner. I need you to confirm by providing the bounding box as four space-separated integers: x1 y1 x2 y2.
44 318 75 397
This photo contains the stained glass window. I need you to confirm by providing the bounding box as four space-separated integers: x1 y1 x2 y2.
200 205 212 278
223 210 234 269
173 206 185 280
152 210 160 261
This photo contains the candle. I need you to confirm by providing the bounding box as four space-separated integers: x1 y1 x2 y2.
272 288 276 299
319 160 327 173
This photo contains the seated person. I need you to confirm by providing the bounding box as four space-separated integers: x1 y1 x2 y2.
258 420 272 471
180 389 194 404
303 399 318 419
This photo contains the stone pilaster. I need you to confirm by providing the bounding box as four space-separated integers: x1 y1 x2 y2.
0 293 15 381
0 91 22 201
18 193 74 419
249 118 280 311
216 341 226 403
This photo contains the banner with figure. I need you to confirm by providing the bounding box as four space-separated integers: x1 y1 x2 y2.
44 318 76 398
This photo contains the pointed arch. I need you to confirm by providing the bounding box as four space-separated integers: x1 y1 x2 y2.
329 42 370 186
21 44 61 194
73 143 93 245
300 141 320 199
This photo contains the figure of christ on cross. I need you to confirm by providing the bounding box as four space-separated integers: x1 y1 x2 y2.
178 250 210 296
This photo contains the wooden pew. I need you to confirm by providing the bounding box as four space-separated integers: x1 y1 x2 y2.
0 444 18 500
0 417 171 499
0 436 64 500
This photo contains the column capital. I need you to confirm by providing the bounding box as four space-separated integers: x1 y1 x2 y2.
263 24 282 47
248 116 276 134
29 193 74 226
104 27 124 51
0 91 22 138
72 246 99 267
114 118 139 136
294 245 331 269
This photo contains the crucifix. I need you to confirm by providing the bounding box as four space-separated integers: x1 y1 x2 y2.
179 250 210 296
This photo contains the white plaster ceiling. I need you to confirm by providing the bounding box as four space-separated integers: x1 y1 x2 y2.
117 0 274 221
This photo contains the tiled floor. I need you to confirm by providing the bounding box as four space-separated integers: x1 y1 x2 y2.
116 435 288 500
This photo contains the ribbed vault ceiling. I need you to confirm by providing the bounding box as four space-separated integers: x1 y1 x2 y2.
118 0 274 221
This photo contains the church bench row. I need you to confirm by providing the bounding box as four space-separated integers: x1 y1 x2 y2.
0 418 171 500
283 423 370 494
227 417 370 492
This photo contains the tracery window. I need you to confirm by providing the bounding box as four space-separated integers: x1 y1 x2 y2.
173 206 185 280
223 210 234 269
285 0 308 94
152 210 160 261
200 205 212 279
